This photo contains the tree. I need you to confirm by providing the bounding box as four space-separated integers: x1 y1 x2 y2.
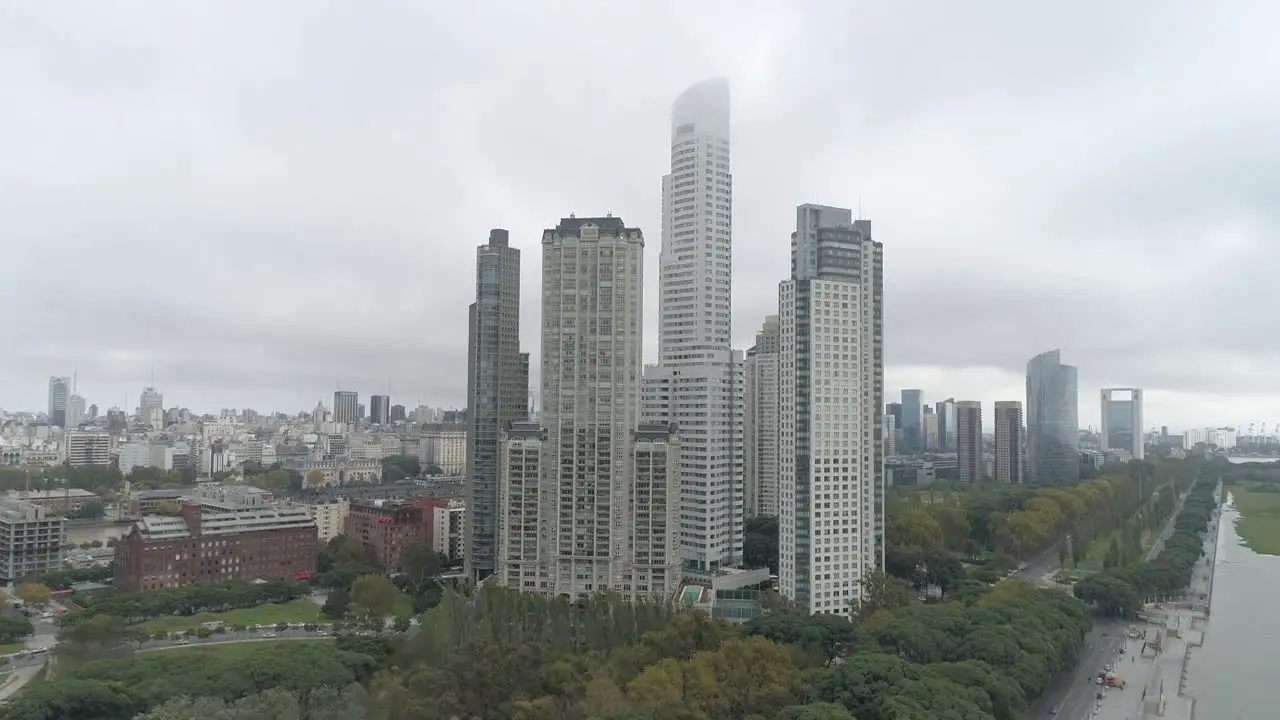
777 702 858 720
322 588 351 620
350 574 396 619
399 541 443 595
258 468 295 496
306 470 326 488
16 580 53 608
153 499 183 515
851 571 911 621
0 614 33 643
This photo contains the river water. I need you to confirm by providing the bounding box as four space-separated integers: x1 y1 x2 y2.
1187 489 1280 718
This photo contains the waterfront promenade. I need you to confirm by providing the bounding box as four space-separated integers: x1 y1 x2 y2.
1087 495 1220 720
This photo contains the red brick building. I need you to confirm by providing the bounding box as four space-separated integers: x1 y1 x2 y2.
114 500 317 591
344 498 450 573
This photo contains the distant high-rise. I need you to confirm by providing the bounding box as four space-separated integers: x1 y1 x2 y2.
139 386 163 415
1027 350 1079 484
1100 389 1144 460
956 401 983 483
66 395 87 429
900 389 923 452
778 204 884 615
47 377 70 428
993 401 1025 484
333 391 358 425
369 394 390 426
498 216 679 601
464 228 528 583
935 399 957 452
744 315 780 519
922 409 940 451
649 77 740 573
389 404 406 423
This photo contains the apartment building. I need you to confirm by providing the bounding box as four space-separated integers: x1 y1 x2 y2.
0 498 66 581
994 401 1026 484
778 205 884 616
344 497 453 573
65 430 112 467
956 401 984 484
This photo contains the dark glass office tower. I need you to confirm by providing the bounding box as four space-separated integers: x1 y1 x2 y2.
464 229 527 583
1026 350 1079 485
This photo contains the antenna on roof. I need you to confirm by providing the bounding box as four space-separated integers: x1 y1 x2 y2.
858 197 863 220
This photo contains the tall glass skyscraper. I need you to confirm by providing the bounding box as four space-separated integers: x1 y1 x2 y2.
1026 350 1079 484
464 229 527 583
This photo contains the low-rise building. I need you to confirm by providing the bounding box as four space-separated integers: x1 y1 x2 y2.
304 498 349 542
4 488 100 513
119 442 176 473
0 497 66 581
344 497 453 573
287 458 382 487
113 485 316 591
127 488 188 517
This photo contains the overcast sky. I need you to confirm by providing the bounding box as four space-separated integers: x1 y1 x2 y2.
2 1 1277 432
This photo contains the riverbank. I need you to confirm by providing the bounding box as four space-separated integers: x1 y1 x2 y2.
1092 486 1220 720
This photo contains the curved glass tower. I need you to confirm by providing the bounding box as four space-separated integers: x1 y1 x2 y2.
1026 349 1079 485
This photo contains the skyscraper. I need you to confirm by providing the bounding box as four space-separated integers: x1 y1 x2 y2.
648 77 741 573
1100 388 1144 460
369 394 390 426
498 216 679 601
1026 350 1079 484
47 377 70 428
465 228 528 583
900 389 923 452
935 398 957 452
66 394 87 429
139 386 163 415
778 204 884 615
993 401 1025 484
744 315 780 519
333 391 358 425
956 401 983 483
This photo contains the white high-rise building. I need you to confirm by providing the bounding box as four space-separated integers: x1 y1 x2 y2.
744 316 780 519
1100 388 1144 460
647 77 742 573
499 216 681 602
778 204 884 616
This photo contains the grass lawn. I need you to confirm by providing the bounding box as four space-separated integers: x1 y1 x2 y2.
0 642 26 655
1231 485 1280 556
133 599 321 634
1082 530 1118 568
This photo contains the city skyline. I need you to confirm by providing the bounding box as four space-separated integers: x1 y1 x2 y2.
3 3 1276 431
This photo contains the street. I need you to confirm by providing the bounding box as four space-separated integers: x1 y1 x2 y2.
1029 618 1125 718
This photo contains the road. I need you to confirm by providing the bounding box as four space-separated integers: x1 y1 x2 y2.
1029 618 1126 718
1006 545 1060 585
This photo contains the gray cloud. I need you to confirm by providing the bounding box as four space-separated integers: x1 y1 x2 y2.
1 0 1276 430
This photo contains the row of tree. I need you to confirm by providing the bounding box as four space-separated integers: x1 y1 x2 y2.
1074 468 1220 617
3 640 378 719
70 579 309 624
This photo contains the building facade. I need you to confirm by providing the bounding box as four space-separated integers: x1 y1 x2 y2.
900 389 923 452
0 498 66 581
743 315 780 519
1027 350 1080 484
114 492 316 591
66 430 112 467
1100 388 1144 460
333 391 358 426
653 78 742 573
47 377 70 428
993 401 1026 484
430 499 465 562
955 401 983 484
935 399 957 453
369 394 390 426
498 216 679 602
464 228 528 583
778 204 884 615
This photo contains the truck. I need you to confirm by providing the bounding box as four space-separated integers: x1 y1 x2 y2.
1105 672 1126 689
